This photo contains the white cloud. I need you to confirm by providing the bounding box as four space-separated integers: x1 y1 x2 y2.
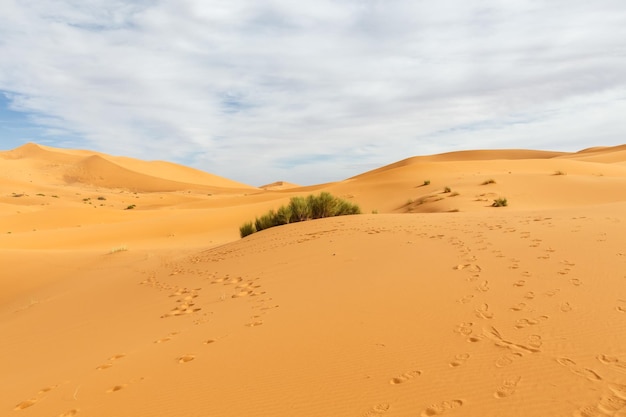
1 0 625 185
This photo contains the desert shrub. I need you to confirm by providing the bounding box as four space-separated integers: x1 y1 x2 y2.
255 210 278 232
482 179 496 185
97 196 107 201
125 204 136 210
307 192 338 219
423 180 431 186
492 197 508 207
275 205 292 225
444 186 451 193
288 196 310 222
240 192 361 238
554 170 567 176
239 222 256 238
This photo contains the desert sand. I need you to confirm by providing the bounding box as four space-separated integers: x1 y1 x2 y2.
2 142 626 417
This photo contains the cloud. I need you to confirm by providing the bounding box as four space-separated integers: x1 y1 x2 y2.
1 0 625 185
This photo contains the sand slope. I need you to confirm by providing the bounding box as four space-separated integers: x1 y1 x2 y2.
2 143 626 417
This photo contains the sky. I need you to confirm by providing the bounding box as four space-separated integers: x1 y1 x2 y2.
1 1 626 186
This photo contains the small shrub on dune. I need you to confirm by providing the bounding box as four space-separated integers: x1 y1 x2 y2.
275 205 292 225
492 197 508 207
482 179 496 185
423 180 431 186
240 192 361 238
307 192 338 219
254 210 278 232
239 222 256 238
444 186 451 193
288 196 311 222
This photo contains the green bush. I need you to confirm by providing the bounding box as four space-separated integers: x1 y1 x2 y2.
240 192 361 238
482 179 496 185
444 186 451 193
423 180 431 186
288 196 310 222
492 197 508 207
239 222 256 238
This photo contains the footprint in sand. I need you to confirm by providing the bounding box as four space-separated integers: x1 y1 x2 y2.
390 370 422 385
495 353 523 368
454 322 474 336
14 399 38 410
364 403 391 416
178 354 195 364
515 316 548 329
597 355 626 372
449 354 470 368
528 335 543 349
557 358 603 382
420 400 464 416
616 300 626 313
96 363 113 370
245 321 263 327
494 376 521 399
524 292 536 300
475 303 494 319
155 332 179 344
560 302 573 312
476 281 490 292
570 278 583 286
510 303 526 312
513 280 526 287
458 295 474 304
106 384 127 393
59 410 79 417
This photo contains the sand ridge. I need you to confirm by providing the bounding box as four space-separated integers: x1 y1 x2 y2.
2 143 626 416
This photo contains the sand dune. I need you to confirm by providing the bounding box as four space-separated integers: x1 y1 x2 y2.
2 143 626 417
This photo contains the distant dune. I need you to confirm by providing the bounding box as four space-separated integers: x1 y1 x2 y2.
2 143 626 417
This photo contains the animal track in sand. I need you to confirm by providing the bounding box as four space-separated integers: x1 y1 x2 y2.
420 399 464 416
524 291 535 300
364 403 390 416
449 353 470 368
570 278 583 286
527 335 543 349
458 294 474 304
475 303 494 319
495 353 523 368
390 370 422 385
513 280 526 287
155 332 179 343
545 289 560 297
494 376 521 399
14 385 58 410
59 410 79 417
598 355 626 373
178 354 195 364
14 399 38 410
617 300 626 313
560 302 573 312
454 322 474 336
106 384 127 393
515 316 548 329
556 358 603 382
96 363 113 370
476 280 490 292
245 321 263 327
510 303 526 312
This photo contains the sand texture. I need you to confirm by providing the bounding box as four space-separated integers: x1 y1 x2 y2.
2 143 626 417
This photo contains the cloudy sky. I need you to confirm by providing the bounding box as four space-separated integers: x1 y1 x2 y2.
1 1 625 185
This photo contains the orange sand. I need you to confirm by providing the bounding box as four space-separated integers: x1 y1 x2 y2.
2 143 626 417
